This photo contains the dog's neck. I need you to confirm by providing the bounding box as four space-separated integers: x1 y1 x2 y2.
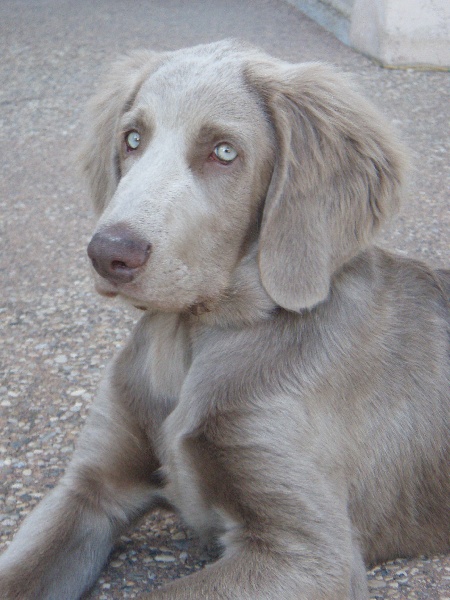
190 246 278 329
190 247 386 331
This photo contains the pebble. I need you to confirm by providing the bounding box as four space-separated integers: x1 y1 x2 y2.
69 389 86 397
54 355 68 364
110 560 123 568
154 554 176 563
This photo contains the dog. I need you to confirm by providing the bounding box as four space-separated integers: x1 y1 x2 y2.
0 39 448 600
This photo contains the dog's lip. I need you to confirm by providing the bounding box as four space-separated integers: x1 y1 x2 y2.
94 279 148 310
93 276 206 313
94 280 119 298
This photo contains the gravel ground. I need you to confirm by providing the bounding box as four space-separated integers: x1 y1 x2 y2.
0 1 449 598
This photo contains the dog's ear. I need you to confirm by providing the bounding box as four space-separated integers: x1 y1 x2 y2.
247 61 407 311
79 50 164 214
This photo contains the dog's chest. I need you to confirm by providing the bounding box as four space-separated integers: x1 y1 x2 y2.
130 313 242 541
138 315 230 537
141 313 191 401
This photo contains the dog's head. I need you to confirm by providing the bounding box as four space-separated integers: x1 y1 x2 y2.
81 40 406 314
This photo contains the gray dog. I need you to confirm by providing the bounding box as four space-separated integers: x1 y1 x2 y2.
0 40 449 600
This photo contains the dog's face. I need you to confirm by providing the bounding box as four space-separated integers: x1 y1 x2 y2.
83 40 406 314
86 44 275 313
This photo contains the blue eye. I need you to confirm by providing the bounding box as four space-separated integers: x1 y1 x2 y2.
125 130 141 150
213 143 238 163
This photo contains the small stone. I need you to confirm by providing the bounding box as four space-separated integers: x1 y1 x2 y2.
154 554 176 563
1 519 16 527
369 580 387 589
110 560 123 568
69 389 86 396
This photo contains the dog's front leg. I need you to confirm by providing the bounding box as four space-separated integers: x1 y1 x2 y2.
140 507 368 599
0 369 164 600
141 549 345 600
146 384 369 600
143 545 367 600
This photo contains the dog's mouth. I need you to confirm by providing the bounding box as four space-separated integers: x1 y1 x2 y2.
94 279 119 298
92 268 217 316
94 279 146 309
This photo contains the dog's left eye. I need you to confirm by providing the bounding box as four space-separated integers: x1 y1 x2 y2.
125 130 141 151
212 143 238 164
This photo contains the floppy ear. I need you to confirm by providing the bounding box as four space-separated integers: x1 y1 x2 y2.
79 50 165 214
247 61 407 311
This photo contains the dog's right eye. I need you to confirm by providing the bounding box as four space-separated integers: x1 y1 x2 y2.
125 130 141 151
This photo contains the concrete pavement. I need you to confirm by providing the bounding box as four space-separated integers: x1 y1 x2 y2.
0 1 448 598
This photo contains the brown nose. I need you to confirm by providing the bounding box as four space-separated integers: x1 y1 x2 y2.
87 224 151 284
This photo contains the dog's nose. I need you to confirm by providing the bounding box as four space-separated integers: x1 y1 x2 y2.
87 224 151 284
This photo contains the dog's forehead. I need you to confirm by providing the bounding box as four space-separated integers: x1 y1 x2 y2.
135 49 259 127
154 41 247 86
